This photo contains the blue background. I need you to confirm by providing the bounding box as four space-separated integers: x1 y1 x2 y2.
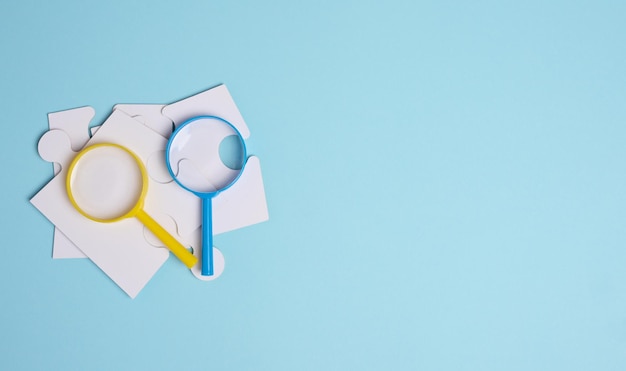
2 1 626 370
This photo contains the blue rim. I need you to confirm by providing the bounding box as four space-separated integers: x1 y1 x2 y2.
165 115 248 198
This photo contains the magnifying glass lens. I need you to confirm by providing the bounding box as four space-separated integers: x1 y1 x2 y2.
168 119 245 194
68 145 144 221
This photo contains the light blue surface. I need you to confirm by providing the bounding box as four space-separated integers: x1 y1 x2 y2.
1 1 626 370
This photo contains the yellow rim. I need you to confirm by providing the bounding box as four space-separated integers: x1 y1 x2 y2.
66 143 148 223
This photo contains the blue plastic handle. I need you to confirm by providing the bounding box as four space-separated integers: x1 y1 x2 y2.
201 196 214 276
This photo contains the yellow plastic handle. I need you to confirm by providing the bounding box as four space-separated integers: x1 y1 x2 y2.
136 209 198 268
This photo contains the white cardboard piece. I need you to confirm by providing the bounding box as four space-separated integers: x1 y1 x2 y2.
45 107 94 259
190 243 225 281
38 130 76 169
31 110 182 298
42 106 182 259
211 156 268 235
48 106 94 153
113 104 173 138
162 84 250 138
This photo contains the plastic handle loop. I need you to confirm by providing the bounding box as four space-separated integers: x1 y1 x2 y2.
136 209 197 268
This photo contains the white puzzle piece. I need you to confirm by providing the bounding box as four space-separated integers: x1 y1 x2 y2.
43 106 176 259
171 157 239 194
161 84 250 138
189 237 225 282
143 212 177 247
43 107 197 262
190 246 224 281
90 105 173 138
211 156 269 235
31 110 189 298
48 106 94 153
113 104 174 138
146 149 172 184
45 107 94 259
50 106 188 257
38 129 76 174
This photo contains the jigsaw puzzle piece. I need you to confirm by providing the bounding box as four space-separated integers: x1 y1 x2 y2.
44 107 95 259
144 170 201 242
37 129 87 259
161 84 250 138
91 111 171 184
38 130 75 172
31 110 177 298
114 104 174 139
172 158 219 193
171 157 242 194
212 156 269 234
93 106 173 183
146 150 173 184
48 106 94 152
142 212 178 248
191 246 224 281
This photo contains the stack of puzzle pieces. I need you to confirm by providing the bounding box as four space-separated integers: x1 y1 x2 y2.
30 85 269 298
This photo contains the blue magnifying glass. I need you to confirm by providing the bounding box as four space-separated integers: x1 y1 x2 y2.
166 116 247 275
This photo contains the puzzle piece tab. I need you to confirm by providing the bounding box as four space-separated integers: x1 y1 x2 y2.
31 110 176 298
38 129 76 172
48 106 94 152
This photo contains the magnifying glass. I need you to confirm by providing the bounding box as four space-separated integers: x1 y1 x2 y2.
66 143 198 269
166 116 247 276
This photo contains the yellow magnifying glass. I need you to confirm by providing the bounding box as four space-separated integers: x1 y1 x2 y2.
66 143 197 268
